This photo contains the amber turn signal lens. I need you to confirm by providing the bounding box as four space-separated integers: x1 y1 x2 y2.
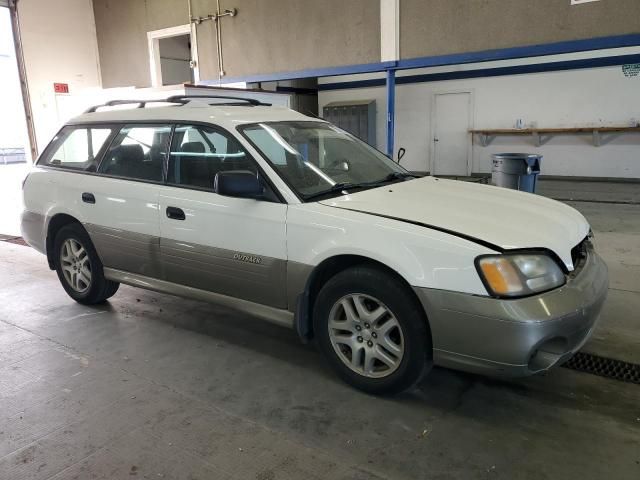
478 258 523 295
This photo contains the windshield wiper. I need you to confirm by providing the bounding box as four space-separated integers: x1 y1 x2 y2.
304 172 419 201
304 182 362 201
378 171 419 182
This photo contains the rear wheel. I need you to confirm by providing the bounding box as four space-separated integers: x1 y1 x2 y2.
53 223 119 304
313 266 432 395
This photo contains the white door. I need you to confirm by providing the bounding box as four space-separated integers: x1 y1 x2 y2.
432 92 471 176
86 124 170 277
158 124 288 309
43 124 165 278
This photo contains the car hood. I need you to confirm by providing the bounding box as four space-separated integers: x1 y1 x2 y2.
319 177 589 269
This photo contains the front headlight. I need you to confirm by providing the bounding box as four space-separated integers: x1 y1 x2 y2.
476 253 566 298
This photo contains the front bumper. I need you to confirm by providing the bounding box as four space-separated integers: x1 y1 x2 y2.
414 247 609 377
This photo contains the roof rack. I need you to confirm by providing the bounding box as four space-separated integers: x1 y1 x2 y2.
84 95 271 114
165 95 271 107
84 99 181 113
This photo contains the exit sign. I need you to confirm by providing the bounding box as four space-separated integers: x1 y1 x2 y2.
53 83 69 94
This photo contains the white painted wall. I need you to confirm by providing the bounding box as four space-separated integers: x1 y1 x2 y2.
17 0 103 154
319 47 640 178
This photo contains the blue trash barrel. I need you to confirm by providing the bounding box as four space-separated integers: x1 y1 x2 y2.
491 153 542 193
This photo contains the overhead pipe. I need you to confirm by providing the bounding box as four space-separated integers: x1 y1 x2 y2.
215 0 225 78
186 0 200 81
8 0 38 161
188 0 237 80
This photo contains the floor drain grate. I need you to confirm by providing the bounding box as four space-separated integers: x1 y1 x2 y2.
563 352 640 384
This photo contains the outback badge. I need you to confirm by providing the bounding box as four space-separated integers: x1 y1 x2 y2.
233 253 262 265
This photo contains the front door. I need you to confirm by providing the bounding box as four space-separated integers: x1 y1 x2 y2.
432 92 471 176
158 124 288 308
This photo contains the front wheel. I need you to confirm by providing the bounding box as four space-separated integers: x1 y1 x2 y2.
53 223 119 305
313 266 432 395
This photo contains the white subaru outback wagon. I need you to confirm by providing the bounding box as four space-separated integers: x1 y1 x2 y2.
21 95 608 394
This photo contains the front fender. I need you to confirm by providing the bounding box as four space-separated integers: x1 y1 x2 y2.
286 203 495 296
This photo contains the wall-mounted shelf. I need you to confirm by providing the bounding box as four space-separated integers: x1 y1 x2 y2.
469 126 640 147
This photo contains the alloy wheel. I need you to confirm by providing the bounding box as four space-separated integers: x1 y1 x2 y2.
60 238 92 293
327 294 405 378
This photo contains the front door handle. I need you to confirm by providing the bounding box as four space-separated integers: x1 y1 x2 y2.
82 192 95 204
166 206 186 220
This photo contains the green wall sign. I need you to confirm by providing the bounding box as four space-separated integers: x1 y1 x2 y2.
622 64 640 77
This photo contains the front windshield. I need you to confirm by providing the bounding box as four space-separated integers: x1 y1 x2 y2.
239 121 408 200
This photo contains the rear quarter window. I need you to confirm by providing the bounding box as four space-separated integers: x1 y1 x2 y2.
39 126 115 171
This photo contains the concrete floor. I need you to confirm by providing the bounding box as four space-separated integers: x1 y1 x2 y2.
0 181 639 479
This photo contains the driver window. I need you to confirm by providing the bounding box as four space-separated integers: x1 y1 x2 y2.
167 124 256 191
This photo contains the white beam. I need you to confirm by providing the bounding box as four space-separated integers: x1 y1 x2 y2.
380 0 399 62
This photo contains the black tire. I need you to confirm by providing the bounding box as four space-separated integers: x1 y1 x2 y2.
313 265 432 395
53 223 119 305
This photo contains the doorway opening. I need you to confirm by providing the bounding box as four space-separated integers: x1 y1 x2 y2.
158 34 193 85
0 5 31 237
148 25 198 87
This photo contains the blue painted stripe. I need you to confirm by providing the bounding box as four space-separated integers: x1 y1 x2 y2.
320 78 385 91
199 61 397 86
201 33 640 85
318 53 640 91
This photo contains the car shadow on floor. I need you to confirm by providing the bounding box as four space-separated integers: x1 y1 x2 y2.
90 285 638 427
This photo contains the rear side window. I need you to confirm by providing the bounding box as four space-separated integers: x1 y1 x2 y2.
40 126 114 171
98 124 171 182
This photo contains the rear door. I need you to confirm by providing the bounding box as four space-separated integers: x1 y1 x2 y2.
81 123 171 278
157 124 288 308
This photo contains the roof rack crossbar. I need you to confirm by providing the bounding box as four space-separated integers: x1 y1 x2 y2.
84 98 181 113
84 94 272 114
165 95 271 106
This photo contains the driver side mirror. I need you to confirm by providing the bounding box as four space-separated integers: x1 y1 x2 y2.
214 171 263 199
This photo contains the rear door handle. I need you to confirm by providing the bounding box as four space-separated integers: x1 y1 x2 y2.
166 206 186 221
82 192 95 204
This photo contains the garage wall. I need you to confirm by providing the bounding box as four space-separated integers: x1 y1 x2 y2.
92 0 186 88
318 48 640 179
217 0 380 80
17 0 102 152
400 0 640 60
93 0 380 88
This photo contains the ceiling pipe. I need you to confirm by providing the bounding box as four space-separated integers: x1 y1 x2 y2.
188 1 237 80
186 0 200 81
216 0 225 78
8 0 38 161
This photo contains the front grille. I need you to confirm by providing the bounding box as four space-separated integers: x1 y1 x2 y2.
563 352 640 384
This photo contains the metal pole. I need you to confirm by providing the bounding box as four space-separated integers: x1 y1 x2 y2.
386 69 395 158
215 0 225 78
187 0 200 83
8 0 38 161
